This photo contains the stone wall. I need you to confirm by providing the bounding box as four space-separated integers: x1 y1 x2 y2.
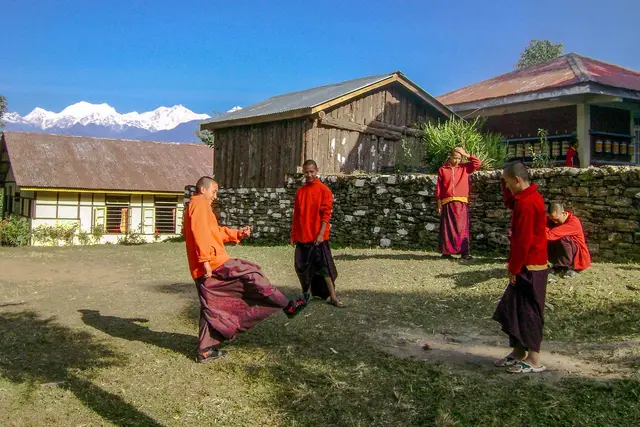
216 166 640 261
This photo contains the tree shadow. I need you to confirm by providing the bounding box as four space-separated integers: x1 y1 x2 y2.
0 302 26 308
78 309 195 360
333 252 505 264
435 267 507 288
333 253 444 261
0 310 162 426
189 287 640 426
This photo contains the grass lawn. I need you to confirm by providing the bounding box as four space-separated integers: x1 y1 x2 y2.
1 243 639 426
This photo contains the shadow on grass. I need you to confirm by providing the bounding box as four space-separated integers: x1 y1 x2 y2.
334 253 505 264
334 253 444 261
0 310 163 426
79 309 195 360
435 268 507 288
183 287 640 426
156 282 193 295
0 302 26 308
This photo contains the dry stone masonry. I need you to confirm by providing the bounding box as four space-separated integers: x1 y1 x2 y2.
215 166 640 261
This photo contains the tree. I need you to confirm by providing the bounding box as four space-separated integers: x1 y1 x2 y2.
0 95 6 129
515 40 564 69
195 129 214 147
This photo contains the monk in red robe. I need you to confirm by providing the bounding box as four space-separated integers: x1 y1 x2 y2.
291 160 344 308
184 176 308 363
565 142 580 168
546 203 591 278
493 162 549 374
436 147 482 260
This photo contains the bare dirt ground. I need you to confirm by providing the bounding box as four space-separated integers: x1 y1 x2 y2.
1 244 639 426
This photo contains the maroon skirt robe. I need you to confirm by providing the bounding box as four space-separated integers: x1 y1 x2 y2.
493 268 549 353
439 201 470 256
194 258 290 351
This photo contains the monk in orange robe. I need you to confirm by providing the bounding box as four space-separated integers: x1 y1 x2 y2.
291 160 344 308
546 203 591 278
184 176 308 363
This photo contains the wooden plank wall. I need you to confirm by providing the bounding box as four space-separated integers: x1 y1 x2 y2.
308 82 441 174
213 119 305 188
213 82 445 188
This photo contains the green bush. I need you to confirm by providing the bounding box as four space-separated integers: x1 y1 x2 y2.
0 216 31 246
422 117 508 172
90 225 105 244
32 223 78 246
77 230 92 245
117 228 147 245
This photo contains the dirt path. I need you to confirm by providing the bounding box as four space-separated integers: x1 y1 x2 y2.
374 327 639 380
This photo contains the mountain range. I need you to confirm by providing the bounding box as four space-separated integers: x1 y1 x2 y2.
2 102 242 143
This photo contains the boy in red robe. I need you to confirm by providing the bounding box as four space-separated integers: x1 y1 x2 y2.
291 160 344 308
546 203 591 278
493 162 549 374
435 147 482 260
565 142 580 168
184 176 308 363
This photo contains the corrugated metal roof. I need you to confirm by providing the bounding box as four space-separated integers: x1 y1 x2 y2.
438 53 640 106
2 132 213 193
203 73 395 124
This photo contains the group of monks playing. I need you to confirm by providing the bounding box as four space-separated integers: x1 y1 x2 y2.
183 160 343 363
438 147 591 373
183 150 591 374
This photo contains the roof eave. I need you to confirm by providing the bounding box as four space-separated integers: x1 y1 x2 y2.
200 107 314 130
447 83 600 112
202 72 457 130
17 186 184 195
447 82 640 113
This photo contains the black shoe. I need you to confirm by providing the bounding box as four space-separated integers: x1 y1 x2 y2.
461 255 473 260
198 347 227 363
284 295 309 318
441 254 453 259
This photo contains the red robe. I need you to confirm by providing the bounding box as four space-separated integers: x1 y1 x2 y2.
565 147 579 167
291 178 333 243
546 211 591 271
504 183 548 275
435 155 482 201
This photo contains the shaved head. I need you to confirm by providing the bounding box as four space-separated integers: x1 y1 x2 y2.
196 176 216 192
548 203 564 215
502 161 530 182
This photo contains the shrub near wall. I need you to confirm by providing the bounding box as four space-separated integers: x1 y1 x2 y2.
216 166 640 261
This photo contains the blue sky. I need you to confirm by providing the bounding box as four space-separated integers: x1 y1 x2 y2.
2 0 638 115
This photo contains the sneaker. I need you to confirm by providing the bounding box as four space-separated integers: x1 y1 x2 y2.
198 347 227 363
283 295 309 318
461 255 473 261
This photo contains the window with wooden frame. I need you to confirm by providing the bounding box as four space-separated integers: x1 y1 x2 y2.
154 196 179 234
105 195 131 234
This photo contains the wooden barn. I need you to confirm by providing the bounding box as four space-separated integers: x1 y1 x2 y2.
200 72 454 188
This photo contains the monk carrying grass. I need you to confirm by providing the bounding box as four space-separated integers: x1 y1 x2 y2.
184 176 308 363
493 162 549 374
436 147 482 260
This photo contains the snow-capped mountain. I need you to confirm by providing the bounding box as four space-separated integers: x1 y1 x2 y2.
1 102 241 143
6 102 211 132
